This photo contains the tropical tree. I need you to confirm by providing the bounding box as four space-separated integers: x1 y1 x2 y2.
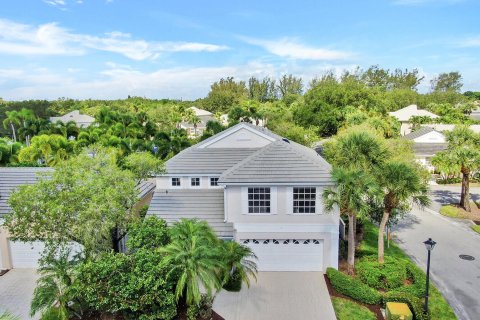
123 151 164 183
30 249 79 320
183 108 201 136
323 168 378 274
220 241 257 288
375 162 429 263
5 147 138 256
2 110 20 142
159 219 224 306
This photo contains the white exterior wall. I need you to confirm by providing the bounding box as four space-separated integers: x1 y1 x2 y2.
156 176 221 189
413 131 446 143
224 185 340 270
203 128 273 149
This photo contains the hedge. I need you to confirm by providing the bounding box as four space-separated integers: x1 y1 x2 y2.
356 256 408 290
326 267 382 305
384 292 430 320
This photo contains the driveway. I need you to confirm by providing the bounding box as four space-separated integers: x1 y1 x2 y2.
393 207 480 320
213 272 336 320
0 269 39 320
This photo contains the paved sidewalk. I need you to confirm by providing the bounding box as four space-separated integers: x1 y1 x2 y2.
214 272 336 320
394 207 480 320
0 269 39 320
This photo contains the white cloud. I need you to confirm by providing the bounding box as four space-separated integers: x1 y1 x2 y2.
240 36 352 61
0 61 360 100
0 19 228 60
459 37 480 47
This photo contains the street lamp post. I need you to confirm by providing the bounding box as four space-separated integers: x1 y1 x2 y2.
423 238 436 314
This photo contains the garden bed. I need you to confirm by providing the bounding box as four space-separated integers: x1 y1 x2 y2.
324 273 384 320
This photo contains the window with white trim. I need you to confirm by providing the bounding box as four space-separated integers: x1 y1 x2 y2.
171 177 180 187
210 177 219 186
293 187 316 213
191 177 200 187
248 187 271 213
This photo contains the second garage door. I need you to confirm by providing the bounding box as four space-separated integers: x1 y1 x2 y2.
9 240 45 268
242 238 324 271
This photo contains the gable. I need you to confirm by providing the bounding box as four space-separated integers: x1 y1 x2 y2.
413 130 446 143
200 126 275 149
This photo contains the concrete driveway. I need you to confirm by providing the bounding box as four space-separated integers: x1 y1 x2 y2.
0 269 39 320
213 272 336 320
393 207 480 320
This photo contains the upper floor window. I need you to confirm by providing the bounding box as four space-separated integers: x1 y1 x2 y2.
248 187 271 214
210 177 219 186
171 177 180 187
191 177 200 187
293 187 316 214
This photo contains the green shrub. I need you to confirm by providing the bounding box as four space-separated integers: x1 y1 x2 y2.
326 268 382 305
40 307 67 320
73 250 177 320
356 256 407 290
222 269 242 292
127 216 170 250
187 294 213 320
384 292 430 320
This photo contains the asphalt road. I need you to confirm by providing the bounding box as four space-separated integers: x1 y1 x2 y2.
428 185 480 213
393 186 480 320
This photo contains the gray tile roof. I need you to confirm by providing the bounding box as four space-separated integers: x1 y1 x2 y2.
166 148 260 174
412 143 448 156
403 127 436 140
0 167 52 217
218 140 332 185
147 189 233 238
136 179 156 199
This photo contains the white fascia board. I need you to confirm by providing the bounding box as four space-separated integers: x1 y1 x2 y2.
234 223 339 234
161 173 222 177
218 182 335 186
198 123 276 148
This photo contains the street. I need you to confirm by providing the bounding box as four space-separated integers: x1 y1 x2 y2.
393 186 480 320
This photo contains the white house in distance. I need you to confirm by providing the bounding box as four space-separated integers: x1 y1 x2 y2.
403 127 447 172
389 104 439 135
148 122 340 272
179 106 215 138
49 110 95 128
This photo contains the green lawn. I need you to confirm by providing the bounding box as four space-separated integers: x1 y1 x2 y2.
439 205 468 219
331 297 376 320
471 225 480 234
359 222 457 320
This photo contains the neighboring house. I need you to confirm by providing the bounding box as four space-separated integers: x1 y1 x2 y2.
148 123 340 272
219 113 266 127
0 168 155 269
179 107 215 138
420 123 480 134
49 110 95 128
403 127 447 172
389 104 439 135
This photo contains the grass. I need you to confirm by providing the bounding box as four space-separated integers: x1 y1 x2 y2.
331 297 376 320
439 203 480 221
359 221 457 320
0 311 20 320
470 225 480 234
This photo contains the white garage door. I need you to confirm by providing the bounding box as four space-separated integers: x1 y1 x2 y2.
9 241 45 268
242 239 324 271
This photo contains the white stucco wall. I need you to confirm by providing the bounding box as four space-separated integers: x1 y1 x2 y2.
202 127 273 148
156 176 221 189
413 131 446 143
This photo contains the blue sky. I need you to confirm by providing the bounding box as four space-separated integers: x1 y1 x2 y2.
0 0 479 100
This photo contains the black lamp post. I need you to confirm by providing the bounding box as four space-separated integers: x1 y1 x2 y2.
423 238 436 314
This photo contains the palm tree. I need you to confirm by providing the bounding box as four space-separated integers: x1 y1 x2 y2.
323 168 378 274
30 249 78 319
159 219 224 306
220 241 257 288
375 162 430 263
2 110 20 142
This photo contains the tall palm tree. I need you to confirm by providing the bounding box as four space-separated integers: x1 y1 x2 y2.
2 110 20 142
220 241 257 288
375 162 430 263
159 219 224 306
323 168 378 274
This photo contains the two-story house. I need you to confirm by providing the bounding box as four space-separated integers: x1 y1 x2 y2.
148 123 340 271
